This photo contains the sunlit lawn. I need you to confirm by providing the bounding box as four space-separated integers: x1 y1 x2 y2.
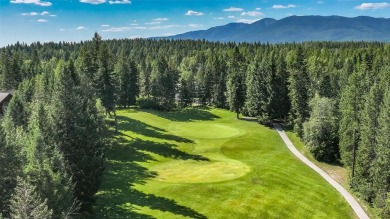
94 107 355 218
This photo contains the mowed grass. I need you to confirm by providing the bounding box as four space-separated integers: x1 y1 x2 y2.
94 108 356 219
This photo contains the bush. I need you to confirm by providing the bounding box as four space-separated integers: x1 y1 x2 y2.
137 97 161 110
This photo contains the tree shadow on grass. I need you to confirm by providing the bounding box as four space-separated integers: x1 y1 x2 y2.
142 108 220 122
94 133 207 219
133 138 208 161
117 115 194 143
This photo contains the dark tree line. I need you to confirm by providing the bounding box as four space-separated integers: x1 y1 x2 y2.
1 36 390 218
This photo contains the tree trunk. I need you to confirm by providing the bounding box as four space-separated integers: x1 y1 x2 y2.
113 106 119 133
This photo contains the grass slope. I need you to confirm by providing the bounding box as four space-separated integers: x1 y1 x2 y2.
94 108 355 218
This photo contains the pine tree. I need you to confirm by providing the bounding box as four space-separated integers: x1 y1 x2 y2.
51 60 105 213
271 52 290 120
178 78 193 108
10 177 53 219
212 56 227 108
95 43 118 131
26 102 77 218
245 56 274 123
355 83 382 202
151 57 177 110
115 53 139 107
373 88 390 209
339 70 365 180
287 47 309 137
227 47 246 119
0 93 26 217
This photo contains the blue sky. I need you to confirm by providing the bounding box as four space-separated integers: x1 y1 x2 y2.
0 0 390 47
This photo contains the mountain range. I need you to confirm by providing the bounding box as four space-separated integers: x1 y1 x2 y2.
165 16 390 43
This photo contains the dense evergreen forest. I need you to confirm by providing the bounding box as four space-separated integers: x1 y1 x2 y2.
0 34 390 218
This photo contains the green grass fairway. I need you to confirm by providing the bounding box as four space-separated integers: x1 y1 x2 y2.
94 108 356 219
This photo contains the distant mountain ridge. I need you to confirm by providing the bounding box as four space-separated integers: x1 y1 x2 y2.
165 15 390 43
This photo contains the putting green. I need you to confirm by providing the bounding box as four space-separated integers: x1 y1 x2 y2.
151 159 251 183
172 123 242 139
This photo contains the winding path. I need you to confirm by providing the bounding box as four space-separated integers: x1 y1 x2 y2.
273 124 370 219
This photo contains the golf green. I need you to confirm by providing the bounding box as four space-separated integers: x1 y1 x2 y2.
171 123 243 139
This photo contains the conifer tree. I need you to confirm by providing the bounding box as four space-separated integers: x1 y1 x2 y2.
339 70 365 179
355 83 382 202
212 56 227 108
151 57 177 110
10 178 53 219
373 88 390 209
115 53 139 107
246 56 274 123
227 47 246 119
26 102 77 218
271 52 290 120
51 60 105 213
287 47 309 137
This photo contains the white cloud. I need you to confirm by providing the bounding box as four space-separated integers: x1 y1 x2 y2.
109 0 131 4
11 0 52 6
76 26 86 30
255 8 261 10
214 17 225 20
149 25 181 30
80 0 106 4
59 28 65 31
103 26 130 32
228 16 236 19
185 10 204 16
145 21 161 25
130 23 139 26
188 24 203 28
236 18 259 24
101 24 110 27
102 26 147 32
154 18 169 21
37 19 48 22
272 4 296 9
241 11 263 17
49 14 57 17
317 1 324 4
129 35 142 39
21 12 38 16
355 2 390 10
41 11 49 15
223 7 244 12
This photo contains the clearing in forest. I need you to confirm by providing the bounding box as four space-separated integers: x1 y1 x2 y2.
94 108 355 219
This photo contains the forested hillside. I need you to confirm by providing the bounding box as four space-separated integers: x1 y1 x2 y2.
0 36 390 218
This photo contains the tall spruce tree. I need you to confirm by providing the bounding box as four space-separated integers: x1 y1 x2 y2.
373 87 390 210
339 69 365 180
115 53 139 107
212 55 227 108
0 93 27 217
355 83 382 202
151 57 177 110
227 47 246 119
271 52 290 120
10 178 53 219
51 60 105 213
96 43 118 131
245 56 273 123
287 47 309 137
26 102 77 218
